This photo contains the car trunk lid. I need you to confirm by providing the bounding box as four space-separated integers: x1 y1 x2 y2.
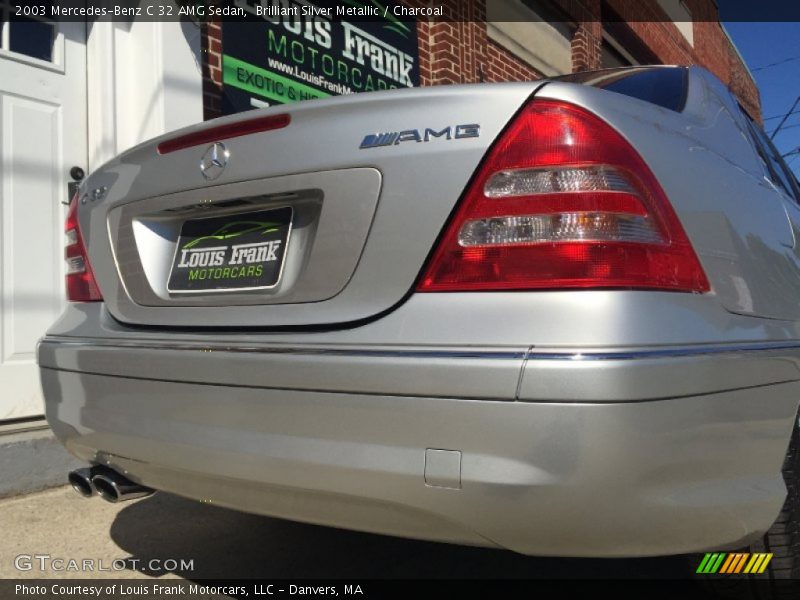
79 83 541 327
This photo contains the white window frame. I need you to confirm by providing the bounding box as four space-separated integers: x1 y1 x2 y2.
601 30 640 67
0 1 65 73
486 0 573 77
656 0 694 47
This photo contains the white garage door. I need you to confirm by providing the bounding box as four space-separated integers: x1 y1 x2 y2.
0 10 87 420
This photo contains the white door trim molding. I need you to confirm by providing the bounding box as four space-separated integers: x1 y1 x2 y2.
86 14 204 171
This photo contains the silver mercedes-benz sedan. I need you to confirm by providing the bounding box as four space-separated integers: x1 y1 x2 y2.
39 65 800 575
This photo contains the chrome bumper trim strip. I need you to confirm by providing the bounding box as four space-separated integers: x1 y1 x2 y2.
40 336 800 362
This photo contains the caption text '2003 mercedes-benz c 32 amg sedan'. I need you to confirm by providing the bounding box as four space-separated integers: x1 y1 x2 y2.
39 66 800 576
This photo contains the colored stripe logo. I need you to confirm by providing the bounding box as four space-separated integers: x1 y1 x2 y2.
359 132 400 149
696 553 773 574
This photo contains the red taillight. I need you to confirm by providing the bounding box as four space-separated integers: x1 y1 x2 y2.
65 194 102 302
156 113 291 154
417 100 710 293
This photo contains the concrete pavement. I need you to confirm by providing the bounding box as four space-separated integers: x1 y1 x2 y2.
0 485 691 580
0 427 84 498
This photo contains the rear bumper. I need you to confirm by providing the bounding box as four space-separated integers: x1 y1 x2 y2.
39 336 800 557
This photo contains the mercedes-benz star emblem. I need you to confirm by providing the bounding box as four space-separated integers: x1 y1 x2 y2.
200 142 230 180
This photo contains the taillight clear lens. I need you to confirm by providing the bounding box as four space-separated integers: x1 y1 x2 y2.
458 212 663 247
484 165 636 197
65 194 102 302
417 100 710 293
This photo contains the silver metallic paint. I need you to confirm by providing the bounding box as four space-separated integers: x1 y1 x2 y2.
41 367 799 557
40 67 800 556
82 84 540 327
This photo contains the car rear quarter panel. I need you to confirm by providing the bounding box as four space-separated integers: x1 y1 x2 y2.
537 74 800 322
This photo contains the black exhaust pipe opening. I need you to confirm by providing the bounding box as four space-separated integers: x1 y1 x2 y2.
68 468 97 498
92 475 121 503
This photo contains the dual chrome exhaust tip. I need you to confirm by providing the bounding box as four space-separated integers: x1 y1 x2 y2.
67 467 97 498
68 466 154 503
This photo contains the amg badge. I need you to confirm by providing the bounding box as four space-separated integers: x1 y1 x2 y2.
360 124 480 149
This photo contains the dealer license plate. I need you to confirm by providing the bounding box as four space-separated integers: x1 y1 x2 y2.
167 207 292 293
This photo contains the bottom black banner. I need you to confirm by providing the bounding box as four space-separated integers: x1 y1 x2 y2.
3 579 800 600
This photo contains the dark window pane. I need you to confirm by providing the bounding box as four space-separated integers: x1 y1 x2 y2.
9 18 54 62
601 42 632 69
554 67 688 112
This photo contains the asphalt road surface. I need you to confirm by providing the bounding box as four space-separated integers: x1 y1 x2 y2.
0 486 691 580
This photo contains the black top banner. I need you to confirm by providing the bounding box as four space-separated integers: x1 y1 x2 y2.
7 1 800 22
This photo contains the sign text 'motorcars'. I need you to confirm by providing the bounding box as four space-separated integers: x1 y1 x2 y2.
223 0 419 113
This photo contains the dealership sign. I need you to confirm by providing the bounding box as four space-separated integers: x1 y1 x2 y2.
222 0 420 113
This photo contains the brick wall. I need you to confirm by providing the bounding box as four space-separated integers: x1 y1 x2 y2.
200 0 760 121
415 4 543 86
202 17 223 120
